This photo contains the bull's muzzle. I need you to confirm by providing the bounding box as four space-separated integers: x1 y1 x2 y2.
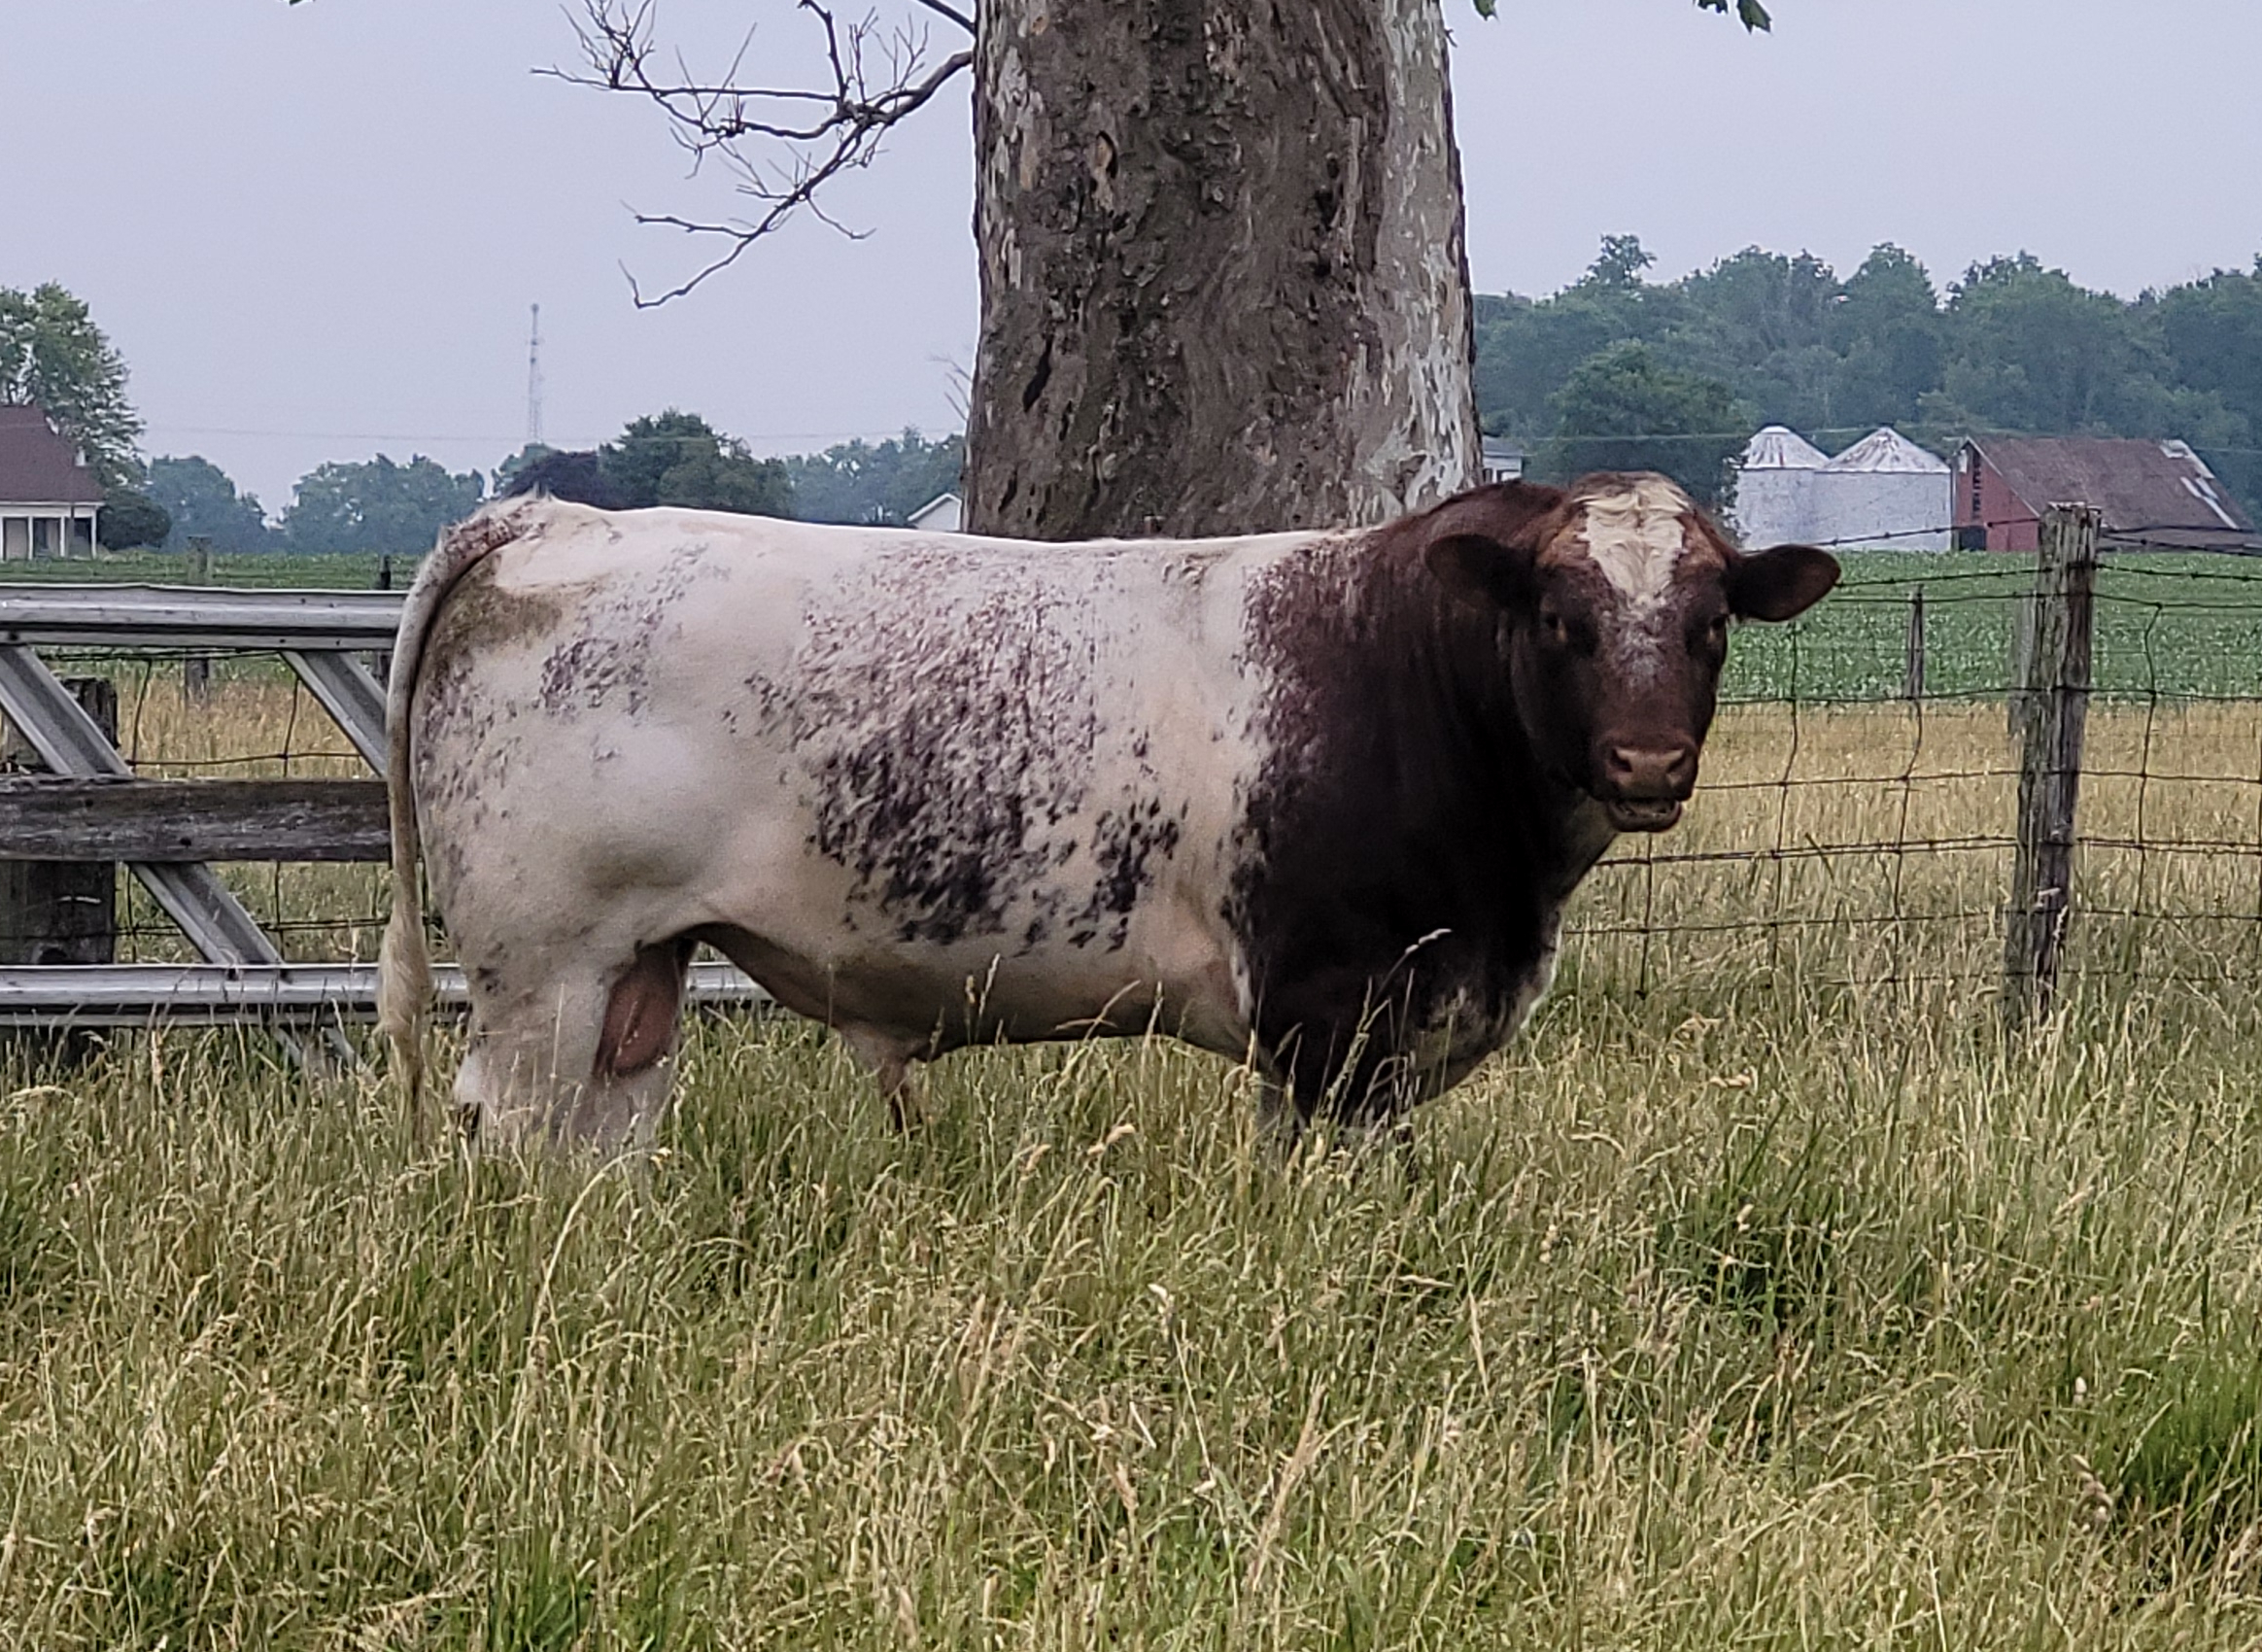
1599 741 1697 833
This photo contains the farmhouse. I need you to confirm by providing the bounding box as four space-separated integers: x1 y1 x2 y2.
908 491 963 532
1731 425 1952 550
1479 436 1527 484
0 404 102 560
1954 435 2262 552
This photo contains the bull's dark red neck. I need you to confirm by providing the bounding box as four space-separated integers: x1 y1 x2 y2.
1228 522 1605 1118
1250 519 1594 866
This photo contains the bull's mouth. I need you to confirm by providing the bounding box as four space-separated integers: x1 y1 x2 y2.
1603 797 1685 833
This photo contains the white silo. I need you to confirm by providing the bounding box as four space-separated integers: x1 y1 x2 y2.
1813 428 1952 551
1731 426 1829 547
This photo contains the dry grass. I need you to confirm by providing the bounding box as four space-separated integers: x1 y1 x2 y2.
2 681 2262 1645
73 668 388 963
1581 700 2262 1002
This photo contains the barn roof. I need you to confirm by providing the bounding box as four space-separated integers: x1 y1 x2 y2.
0 405 104 506
1971 435 2259 550
1823 427 1949 474
1739 425 1829 469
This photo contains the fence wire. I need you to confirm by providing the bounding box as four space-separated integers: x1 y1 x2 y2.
3 545 2261 1004
1571 547 2262 997
0 646 389 966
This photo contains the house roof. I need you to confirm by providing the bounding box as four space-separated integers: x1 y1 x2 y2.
1971 435 2259 550
1824 427 1949 474
908 491 963 531
0 405 104 506
1739 426 1829 470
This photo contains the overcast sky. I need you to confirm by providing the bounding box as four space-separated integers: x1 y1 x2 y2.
3 0 2257 510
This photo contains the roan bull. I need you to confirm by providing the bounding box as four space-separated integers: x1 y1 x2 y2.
379 475 1837 1147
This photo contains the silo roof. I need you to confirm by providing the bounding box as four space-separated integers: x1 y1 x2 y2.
1823 427 1950 474
1739 426 1830 469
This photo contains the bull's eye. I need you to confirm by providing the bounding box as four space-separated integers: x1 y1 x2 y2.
1541 610 1594 655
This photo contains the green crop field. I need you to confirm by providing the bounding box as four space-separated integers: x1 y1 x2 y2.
0 547 400 591
1728 551 2262 704
6 557 2262 1645
14 542 2262 703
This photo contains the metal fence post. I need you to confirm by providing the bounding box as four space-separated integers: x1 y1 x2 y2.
184 536 212 701
370 553 394 688
1903 585 1926 704
2003 503 2100 1029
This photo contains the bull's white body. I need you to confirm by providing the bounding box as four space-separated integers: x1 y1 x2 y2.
388 498 1325 1142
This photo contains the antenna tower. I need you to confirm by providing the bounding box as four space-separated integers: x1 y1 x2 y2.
525 303 544 449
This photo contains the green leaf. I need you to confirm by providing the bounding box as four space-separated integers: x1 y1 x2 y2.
1479 0 1770 26
1695 0 1773 26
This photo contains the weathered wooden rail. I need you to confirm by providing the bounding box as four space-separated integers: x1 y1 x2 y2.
0 777 390 862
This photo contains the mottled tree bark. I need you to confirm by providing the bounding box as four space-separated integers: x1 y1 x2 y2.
964 0 1480 538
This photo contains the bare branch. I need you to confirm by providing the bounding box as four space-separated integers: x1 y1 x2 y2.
557 0 974 303
910 0 974 32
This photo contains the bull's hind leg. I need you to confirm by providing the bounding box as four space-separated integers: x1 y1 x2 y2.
454 939 692 1152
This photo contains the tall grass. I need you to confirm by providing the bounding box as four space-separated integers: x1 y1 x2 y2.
6 656 2262 1642
8 973 2262 1644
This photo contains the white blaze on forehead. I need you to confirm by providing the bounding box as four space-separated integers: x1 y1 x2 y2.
1573 476 1694 615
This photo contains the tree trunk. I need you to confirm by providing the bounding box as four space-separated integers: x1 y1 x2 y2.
964 0 1479 539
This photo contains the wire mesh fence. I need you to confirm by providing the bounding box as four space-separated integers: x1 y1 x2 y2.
1574 530 2262 1000
0 650 390 968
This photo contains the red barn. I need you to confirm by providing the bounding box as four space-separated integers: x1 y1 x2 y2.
1954 436 2260 553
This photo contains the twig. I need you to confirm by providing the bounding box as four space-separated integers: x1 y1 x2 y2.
555 0 974 302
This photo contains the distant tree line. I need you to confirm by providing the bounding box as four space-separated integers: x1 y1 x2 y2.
497 417 959 528
137 422 963 558
1482 236 2262 514
0 280 966 555
33 248 2262 556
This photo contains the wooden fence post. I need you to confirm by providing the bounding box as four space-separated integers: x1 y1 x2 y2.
370 554 394 689
0 677 119 1066
184 536 212 701
2003 503 2100 1029
1904 585 1926 704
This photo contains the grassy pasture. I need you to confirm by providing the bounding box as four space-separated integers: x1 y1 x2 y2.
0 548 399 591
1730 552 2262 704
7 568 2262 1643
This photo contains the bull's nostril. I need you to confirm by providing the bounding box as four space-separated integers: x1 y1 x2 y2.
1604 743 1697 797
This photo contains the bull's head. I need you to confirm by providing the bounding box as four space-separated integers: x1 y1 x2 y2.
1424 473 1839 833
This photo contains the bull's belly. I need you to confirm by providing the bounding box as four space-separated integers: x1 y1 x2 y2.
692 882 1254 1064
678 823 1249 1054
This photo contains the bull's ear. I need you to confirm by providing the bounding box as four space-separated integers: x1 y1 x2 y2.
1421 482 1559 611
1424 533 1534 610
1727 543 1840 622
